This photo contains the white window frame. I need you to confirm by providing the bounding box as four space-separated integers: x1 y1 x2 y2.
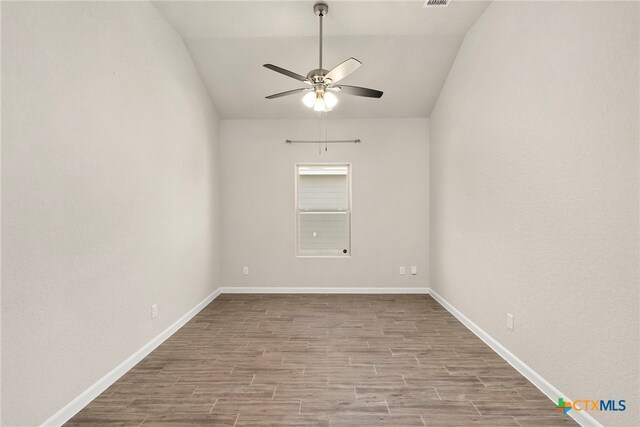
295 163 352 258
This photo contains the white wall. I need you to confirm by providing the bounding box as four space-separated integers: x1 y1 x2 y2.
429 2 638 426
1 2 220 425
220 118 428 288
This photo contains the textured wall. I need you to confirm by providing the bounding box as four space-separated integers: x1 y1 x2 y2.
429 2 639 426
1 2 220 425
220 118 429 288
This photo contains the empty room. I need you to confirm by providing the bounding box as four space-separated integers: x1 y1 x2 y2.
1 0 638 426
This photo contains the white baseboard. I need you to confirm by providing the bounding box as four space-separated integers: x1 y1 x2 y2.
41 287 223 427
427 288 601 427
220 286 428 294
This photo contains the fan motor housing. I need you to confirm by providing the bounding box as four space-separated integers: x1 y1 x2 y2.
307 68 330 82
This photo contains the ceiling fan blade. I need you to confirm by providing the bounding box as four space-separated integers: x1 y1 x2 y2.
263 64 310 83
265 88 310 99
333 85 383 98
324 57 362 84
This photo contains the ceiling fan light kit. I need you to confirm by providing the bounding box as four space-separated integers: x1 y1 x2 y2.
263 2 383 113
303 90 338 111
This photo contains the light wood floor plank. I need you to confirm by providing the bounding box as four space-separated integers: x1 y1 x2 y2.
66 295 576 426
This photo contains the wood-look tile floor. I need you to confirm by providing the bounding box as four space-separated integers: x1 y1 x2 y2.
67 294 577 426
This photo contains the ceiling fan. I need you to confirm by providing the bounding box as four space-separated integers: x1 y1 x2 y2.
263 2 383 112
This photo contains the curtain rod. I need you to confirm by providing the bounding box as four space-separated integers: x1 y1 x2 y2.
285 139 361 144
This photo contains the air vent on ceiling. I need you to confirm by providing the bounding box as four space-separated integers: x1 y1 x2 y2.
424 0 450 7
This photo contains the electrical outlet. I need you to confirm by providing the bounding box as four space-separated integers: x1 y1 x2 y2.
507 313 514 330
411 265 417 275
151 304 158 319
242 266 249 275
399 266 406 275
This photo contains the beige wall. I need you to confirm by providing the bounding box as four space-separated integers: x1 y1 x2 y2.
220 118 428 288
1 2 220 425
429 2 639 426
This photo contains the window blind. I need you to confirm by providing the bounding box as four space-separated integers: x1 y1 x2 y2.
296 165 350 256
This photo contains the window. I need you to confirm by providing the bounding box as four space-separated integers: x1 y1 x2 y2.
296 164 351 257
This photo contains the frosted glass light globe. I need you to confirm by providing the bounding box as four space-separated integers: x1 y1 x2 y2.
323 91 338 109
302 91 316 108
313 97 326 112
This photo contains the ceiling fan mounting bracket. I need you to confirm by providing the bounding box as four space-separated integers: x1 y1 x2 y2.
314 3 328 18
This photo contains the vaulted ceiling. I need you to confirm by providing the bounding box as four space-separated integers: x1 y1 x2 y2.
154 1 490 119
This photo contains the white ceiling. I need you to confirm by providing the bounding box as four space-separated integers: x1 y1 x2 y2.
154 1 490 119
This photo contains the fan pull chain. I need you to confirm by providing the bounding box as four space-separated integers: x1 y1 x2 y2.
318 113 322 155
324 115 328 151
